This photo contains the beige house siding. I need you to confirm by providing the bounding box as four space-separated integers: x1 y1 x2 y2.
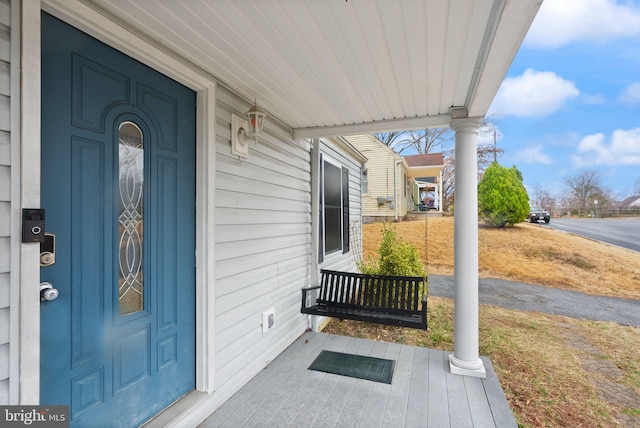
345 134 410 222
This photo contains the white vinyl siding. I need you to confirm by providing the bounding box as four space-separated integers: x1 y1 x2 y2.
0 0 11 404
213 86 311 391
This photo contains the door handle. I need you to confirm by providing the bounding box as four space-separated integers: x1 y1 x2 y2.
40 282 59 302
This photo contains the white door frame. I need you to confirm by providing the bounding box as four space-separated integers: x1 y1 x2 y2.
19 0 217 408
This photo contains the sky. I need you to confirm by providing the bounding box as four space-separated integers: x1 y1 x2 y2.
487 0 640 201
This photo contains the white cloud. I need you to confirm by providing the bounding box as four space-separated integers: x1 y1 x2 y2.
581 94 606 105
572 128 640 166
618 82 640 104
525 0 640 48
491 69 579 117
514 144 553 165
478 123 501 146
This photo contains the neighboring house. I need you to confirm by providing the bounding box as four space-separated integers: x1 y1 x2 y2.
345 135 444 223
1 1 541 426
404 153 445 213
614 195 640 216
618 195 640 207
344 134 408 223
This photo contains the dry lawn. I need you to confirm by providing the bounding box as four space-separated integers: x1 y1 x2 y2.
361 217 640 299
325 217 640 427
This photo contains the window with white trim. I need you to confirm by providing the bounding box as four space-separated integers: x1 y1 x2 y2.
362 168 368 194
318 154 349 263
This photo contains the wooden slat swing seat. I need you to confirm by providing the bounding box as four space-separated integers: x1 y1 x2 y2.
301 269 427 330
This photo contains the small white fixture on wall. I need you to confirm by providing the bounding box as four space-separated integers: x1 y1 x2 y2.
231 114 250 158
231 103 266 158
262 308 275 334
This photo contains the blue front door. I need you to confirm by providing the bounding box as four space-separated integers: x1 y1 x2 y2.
40 13 196 427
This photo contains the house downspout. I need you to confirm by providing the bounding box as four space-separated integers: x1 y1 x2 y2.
309 138 320 331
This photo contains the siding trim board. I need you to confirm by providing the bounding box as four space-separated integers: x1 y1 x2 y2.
6 0 19 405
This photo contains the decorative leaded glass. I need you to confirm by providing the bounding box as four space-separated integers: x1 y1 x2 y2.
118 122 144 315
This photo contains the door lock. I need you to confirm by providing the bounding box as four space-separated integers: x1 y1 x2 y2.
40 282 59 302
40 233 56 267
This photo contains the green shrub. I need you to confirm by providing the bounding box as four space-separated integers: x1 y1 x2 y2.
478 162 529 227
358 225 428 302
358 224 426 277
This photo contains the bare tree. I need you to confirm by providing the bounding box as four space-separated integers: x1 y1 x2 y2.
374 131 409 150
441 140 502 211
441 147 456 210
557 194 577 216
477 143 504 173
634 177 640 195
375 120 497 156
590 188 612 217
563 169 605 215
374 120 501 211
531 184 557 211
403 128 454 154
375 128 454 154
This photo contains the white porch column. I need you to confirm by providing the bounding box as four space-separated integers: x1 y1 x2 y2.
449 112 486 378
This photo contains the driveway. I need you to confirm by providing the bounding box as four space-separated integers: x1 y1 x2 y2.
542 217 640 252
428 275 640 327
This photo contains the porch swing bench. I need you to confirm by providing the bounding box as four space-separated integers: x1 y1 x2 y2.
301 269 428 330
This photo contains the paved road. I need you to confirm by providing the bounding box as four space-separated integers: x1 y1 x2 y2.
542 217 640 252
428 275 640 327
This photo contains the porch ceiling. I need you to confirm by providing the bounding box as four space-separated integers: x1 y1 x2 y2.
407 166 443 180
404 153 445 178
82 0 541 138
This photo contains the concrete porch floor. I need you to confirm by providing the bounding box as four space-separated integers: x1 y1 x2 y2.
199 331 516 427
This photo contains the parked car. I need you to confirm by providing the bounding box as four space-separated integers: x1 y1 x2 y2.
528 206 550 223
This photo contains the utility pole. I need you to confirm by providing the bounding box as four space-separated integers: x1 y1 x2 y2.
493 129 497 163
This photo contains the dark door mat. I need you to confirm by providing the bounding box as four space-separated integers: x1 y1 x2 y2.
308 350 395 384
